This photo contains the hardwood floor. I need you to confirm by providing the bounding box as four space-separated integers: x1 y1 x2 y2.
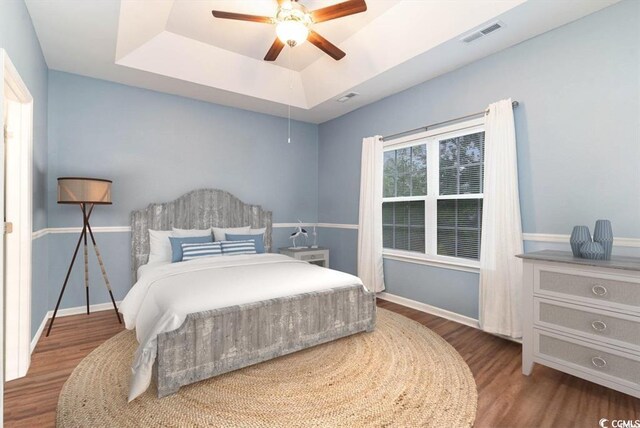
4 310 125 427
4 300 639 427
376 300 639 428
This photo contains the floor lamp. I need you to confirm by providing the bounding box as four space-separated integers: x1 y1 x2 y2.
46 177 122 336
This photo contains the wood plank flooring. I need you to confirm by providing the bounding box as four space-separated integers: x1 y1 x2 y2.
4 310 125 427
4 300 639 427
377 300 639 427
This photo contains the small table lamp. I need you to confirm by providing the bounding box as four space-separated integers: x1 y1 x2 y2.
47 177 122 336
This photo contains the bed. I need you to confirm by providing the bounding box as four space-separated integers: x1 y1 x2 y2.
121 189 376 401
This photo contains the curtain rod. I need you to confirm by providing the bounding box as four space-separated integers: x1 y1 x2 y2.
381 100 519 142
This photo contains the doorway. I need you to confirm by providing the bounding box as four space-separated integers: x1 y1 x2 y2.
1 50 34 383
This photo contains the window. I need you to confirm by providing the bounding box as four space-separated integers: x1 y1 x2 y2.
382 120 484 266
383 145 426 252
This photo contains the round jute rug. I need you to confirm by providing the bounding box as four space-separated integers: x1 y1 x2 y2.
57 308 477 427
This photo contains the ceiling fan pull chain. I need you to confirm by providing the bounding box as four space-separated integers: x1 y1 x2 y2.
288 104 291 144
288 47 293 144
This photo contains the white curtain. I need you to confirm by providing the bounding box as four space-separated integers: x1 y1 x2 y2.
479 98 523 338
357 136 385 293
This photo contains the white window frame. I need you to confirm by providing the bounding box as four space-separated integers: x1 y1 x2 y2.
382 117 484 272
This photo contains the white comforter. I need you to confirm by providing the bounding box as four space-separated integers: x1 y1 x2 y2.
119 253 364 401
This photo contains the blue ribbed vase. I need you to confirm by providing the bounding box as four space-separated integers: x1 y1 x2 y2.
593 219 613 260
570 226 591 257
580 241 605 260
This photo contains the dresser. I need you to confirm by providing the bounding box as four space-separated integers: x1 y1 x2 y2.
518 250 640 399
279 247 330 268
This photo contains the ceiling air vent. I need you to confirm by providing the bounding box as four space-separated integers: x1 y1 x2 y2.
461 21 505 43
481 22 502 35
336 92 359 103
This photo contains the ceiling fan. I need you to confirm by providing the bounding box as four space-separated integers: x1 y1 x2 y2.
211 0 367 61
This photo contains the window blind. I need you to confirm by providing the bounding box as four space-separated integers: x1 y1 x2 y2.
437 131 484 260
383 201 425 252
439 132 484 195
383 144 427 198
437 199 482 259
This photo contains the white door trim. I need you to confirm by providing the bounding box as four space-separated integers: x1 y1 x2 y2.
1 49 34 381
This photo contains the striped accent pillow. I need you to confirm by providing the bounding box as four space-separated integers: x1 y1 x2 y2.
181 242 223 261
220 240 257 255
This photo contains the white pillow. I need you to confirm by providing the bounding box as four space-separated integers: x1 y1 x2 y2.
148 229 174 263
249 227 266 235
172 227 212 237
211 225 251 241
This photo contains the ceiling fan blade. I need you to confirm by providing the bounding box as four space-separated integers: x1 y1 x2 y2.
308 31 346 60
311 0 367 23
211 10 273 23
264 38 285 61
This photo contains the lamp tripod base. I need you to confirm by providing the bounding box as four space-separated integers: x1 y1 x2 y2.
46 204 121 337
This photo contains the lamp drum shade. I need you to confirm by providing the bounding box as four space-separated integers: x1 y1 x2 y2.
57 177 112 204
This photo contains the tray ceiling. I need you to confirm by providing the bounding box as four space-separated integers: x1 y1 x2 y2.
26 0 620 123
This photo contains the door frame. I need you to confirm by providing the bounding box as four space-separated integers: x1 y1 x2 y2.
1 49 34 381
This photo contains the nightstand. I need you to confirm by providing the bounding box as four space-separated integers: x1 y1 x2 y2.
279 247 329 268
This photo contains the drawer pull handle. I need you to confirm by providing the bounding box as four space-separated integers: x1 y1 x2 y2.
591 285 608 296
591 356 607 369
591 320 607 332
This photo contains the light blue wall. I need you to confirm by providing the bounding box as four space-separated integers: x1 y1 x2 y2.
383 260 480 319
0 0 50 337
317 0 640 319
317 228 357 274
46 71 319 310
47 232 131 310
48 71 318 227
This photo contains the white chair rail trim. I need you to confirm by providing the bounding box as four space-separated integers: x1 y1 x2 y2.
522 233 640 247
31 226 640 248
31 223 359 239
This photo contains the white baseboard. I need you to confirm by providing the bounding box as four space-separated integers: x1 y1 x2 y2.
377 292 480 329
377 292 523 344
30 315 49 353
30 301 122 354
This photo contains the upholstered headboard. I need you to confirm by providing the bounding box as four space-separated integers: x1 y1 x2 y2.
130 189 272 282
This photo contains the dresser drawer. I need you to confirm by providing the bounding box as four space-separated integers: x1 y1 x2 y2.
535 298 640 351
536 268 640 311
535 330 640 388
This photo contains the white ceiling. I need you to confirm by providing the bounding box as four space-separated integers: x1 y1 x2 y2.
25 0 620 123
166 0 399 71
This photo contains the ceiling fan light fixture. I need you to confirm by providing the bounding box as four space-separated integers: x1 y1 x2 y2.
276 20 309 47
275 2 312 47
